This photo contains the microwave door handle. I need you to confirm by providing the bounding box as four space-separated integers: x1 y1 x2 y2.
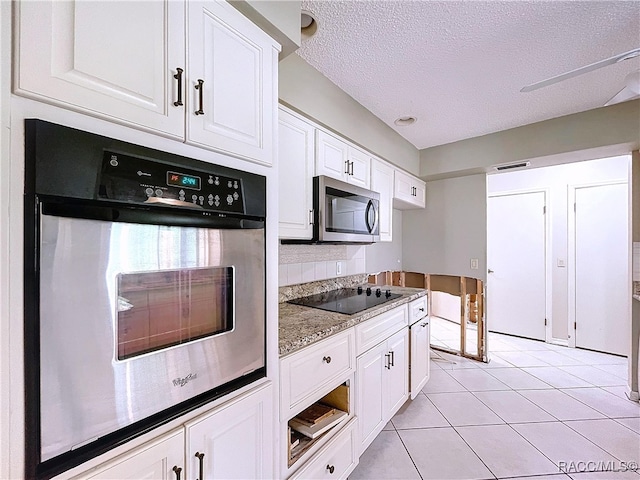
365 200 377 234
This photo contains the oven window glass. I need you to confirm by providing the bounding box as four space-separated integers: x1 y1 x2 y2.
325 186 371 234
115 266 234 360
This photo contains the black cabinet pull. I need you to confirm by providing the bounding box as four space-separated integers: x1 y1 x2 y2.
173 68 184 107
349 161 354 176
194 79 204 115
326 464 335 474
390 350 395 367
172 465 182 480
384 353 391 370
344 160 350 175
195 452 205 480
323 356 332 364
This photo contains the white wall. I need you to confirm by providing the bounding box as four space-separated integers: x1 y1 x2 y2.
365 210 403 274
279 55 420 175
487 156 630 341
402 174 487 280
420 100 640 180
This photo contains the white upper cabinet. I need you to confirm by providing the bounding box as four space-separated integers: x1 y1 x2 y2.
15 0 279 166
347 146 371 189
393 169 426 209
278 107 315 240
370 158 394 242
186 1 278 165
14 0 185 137
316 130 371 189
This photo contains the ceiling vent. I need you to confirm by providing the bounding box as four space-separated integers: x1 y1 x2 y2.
493 161 531 172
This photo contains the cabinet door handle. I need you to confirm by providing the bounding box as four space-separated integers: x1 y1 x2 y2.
349 161 354 176
344 160 350 175
419 307 425 312
385 353 391 370
389 350 395 367
173 68 184 107
194 79 205 115
323 356 332 364
421 322 428 328
172 466 182 480
326 464 335 474
195 452 205 480
309 209 314 225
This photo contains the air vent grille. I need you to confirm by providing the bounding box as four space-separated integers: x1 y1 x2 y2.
494 161 531 171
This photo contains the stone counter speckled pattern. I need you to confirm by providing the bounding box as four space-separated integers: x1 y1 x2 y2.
279 284 426 357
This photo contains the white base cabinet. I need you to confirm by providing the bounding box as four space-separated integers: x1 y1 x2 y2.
74 430 185 480
356 327 408 454
410 318 430 399
409 296 430 399
68 383 274 480
185 383 274 480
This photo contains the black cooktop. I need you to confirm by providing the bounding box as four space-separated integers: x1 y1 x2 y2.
287 286 402 315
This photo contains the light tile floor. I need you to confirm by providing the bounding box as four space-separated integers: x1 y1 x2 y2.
349 332 640 480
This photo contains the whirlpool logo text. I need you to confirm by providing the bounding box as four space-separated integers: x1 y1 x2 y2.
173 373 198 387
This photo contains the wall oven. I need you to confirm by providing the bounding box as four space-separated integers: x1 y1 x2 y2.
313 175 380 243
24 120 267 479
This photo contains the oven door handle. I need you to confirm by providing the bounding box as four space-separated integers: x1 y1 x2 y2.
39 199 264 230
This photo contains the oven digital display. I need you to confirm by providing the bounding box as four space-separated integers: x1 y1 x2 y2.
167 171 201 190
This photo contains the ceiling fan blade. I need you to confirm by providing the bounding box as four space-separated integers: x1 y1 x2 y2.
604 86 640 106
521 47 640 92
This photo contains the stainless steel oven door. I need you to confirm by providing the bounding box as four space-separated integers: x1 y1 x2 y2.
38 214 265 461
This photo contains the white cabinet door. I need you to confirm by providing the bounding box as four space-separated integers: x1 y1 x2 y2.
77 430 185 480
185 384 274 480
278 108 315 239
186 1 278 165
15 0 185 137
356 342 386 454
385 329 409 417
316 130 349 181
393 169 426 209
370 158 394 242
410 319 430 399
347 147 371 189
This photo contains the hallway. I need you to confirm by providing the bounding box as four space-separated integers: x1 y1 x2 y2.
350 332 640 479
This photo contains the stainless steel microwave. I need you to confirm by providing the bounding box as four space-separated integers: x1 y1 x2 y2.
313 175 380 243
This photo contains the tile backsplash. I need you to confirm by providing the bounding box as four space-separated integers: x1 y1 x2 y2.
279 243 366 286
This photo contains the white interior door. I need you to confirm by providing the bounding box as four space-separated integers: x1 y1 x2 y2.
572 182 629 356
487 191 547 341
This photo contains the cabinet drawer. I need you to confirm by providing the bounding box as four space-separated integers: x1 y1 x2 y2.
290 419 358 480
355 305 407 356
281 330 355 419
409 296 428 324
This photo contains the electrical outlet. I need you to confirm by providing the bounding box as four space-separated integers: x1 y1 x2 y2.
336 261 343 275
470 258 479 270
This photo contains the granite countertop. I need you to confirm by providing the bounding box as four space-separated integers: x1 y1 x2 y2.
279 280 426 357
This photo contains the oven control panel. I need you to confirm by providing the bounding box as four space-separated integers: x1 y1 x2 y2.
98 151 245 213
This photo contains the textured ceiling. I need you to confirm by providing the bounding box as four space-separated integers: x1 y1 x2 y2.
296 1 640 149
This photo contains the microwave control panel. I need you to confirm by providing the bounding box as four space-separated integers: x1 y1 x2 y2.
98 151 245 214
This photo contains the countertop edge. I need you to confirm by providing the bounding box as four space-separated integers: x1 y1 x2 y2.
278 288 426 357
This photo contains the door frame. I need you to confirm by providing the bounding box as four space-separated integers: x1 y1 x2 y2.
567 179 630 350
487 187 552 343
